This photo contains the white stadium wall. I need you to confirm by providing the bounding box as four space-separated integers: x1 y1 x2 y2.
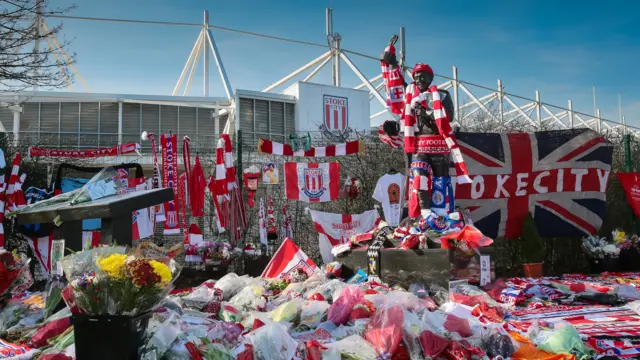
283 82 371 135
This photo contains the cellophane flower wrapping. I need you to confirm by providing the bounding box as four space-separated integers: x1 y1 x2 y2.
61 246 181 316
0 249 33 299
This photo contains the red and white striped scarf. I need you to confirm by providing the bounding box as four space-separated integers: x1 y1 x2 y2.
380 44 405 115
143 132 161 189
182 136 192 209
220 134 236 190
378 124 403 149
6 153 26 214
403 84 471 184
179 173 188 241
267 196 277 234
206 176 225 232
280 204 293 239
214 138 228 201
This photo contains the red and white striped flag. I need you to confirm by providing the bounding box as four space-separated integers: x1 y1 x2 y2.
284 162 341 203
261 238 317 279
309 209 381 264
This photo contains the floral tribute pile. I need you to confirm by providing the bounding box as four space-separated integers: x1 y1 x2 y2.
2 238 640 359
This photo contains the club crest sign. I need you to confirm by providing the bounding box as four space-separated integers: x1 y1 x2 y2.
320 95 352 141
302 168 327 199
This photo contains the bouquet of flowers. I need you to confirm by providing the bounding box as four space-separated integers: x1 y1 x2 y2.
61 246 179 316
198 241 237 265
0 249 33 299
582 235 620 259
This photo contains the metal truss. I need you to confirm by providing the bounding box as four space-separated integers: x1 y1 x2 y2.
41 7 637 138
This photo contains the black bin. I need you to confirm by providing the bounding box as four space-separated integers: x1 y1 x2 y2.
72 312 151 360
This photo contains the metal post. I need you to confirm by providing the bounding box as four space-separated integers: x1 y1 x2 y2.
535 90 541 128
624 133 632 172
596 109 602 133
497 80 504 124
172 30 204 96
326 8 337 87
399 27 406 67
118 101 123 145
334 34 341 87
12 108 21 146
623 115 627 136
453 67 460 127
568 100 574 129
203 10 209 97
33 0 43 92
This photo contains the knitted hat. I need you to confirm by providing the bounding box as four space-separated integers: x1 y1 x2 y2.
411 63 434 80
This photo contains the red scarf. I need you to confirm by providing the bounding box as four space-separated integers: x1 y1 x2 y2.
403 84 471 184
380 44 405 115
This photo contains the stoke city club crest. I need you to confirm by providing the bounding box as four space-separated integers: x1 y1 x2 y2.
321 95 352 141
302 168 327 199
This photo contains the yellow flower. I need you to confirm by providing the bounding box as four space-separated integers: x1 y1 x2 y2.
149 260 172 285
97 254 128 279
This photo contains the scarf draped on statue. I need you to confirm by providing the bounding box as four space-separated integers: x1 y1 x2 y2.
403 83 472 184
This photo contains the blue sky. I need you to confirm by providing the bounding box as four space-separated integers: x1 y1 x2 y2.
51 0 640 126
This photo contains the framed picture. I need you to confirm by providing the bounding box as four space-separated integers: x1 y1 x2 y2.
262 162 279 184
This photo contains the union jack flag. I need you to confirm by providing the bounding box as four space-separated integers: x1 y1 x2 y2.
452 129 613 238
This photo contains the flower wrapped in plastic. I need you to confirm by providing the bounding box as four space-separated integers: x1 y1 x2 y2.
62 246 180 316
197 241 236 265
581 235 620 259
0 249 33 302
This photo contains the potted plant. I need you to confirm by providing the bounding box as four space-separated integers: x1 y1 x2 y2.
520 214 545 278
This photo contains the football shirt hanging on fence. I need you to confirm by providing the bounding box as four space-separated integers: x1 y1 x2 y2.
373 173 405 227
284 162 341 203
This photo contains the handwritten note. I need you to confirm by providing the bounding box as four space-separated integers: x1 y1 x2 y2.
480 255 491 286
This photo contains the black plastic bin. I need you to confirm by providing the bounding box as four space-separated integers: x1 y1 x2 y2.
72 312 151 360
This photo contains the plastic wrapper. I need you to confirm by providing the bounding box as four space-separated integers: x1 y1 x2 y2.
182 281 223 309
346 269 367 284
325 262 342 278
420 330 451 358
219 303 242 322
141 311 182 360
324 335 378 360
485 332 518 358
229 284 266 311
214 274 249 300
41 276 65 320
248 323 298 360
29 316 71 348
536 323 595 359
363 305 404 357
402 310 424 360
0 250 33 301
200 339 235 360
271 299 300 323
300 300 330 327
307 279 346 303
429 284 449 306
328 286 365 325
